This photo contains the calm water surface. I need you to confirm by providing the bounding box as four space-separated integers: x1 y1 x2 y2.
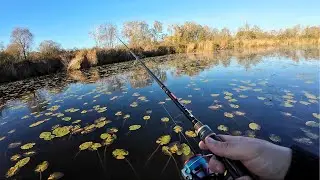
0 50 319 180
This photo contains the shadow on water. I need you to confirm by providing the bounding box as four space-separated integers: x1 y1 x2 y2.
0 48 319 179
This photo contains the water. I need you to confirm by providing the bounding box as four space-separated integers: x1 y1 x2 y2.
0 49 319 179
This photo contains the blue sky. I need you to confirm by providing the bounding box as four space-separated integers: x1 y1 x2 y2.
0 0 319 49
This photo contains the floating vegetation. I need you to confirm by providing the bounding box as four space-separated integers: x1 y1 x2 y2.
208 104 222 110
299 101 311 105
312 113 320 120
21 143 36 150
234 111 245 116
79 142 93 151
161 117 170 123
249 123 261 130
180 99 191 104
123 114 131 119
224 112 234 118
112 149 129 160
143 115 151 120
8 142 22 149
185 130 197 138
115 111 122 116
62 117 72 121
217 125 228 132
52 126 70 137
130 102 138 107
129 125 141 131
40 132 55 141
10 154 21 161
269 134 281 142
257 97 266 100
238 95 248 98
173 125 183 133
29 119 49 128
305 121 319 127
211 94 219 97
229 104 239 109
48 172 64 180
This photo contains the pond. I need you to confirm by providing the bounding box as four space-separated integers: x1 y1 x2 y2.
0 49 319 180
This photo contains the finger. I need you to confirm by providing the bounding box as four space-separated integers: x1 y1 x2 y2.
236 176 252 180
199 141 208 150
204 137 246 160
208 157 225 173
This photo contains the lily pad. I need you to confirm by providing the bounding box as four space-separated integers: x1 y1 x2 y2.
112 149 129 159
305 121 319 127
115 111 122 116
312 113 320 120
234 111 245 116
269 134 281 142
89 143 102 150
129 125 141 131
143 116 151 120
249 122 261 130
161 117 169 122
21 143 36 150
156 135 171 145
48 172 64 180
6 166 19 178
35 161 49 173
15 157 30 168
40 132 55 141
10 154 21 161
79 142 93 151
224 112 234 118
173 125 183 133
52 126 70 137
185 130 197 138
217 125 228 132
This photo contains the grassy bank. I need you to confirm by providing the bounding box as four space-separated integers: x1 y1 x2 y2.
1 22 319 84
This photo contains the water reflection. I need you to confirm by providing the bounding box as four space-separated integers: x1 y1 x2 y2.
0 48 319 179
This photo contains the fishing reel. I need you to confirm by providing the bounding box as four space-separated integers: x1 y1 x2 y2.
181 122 252 180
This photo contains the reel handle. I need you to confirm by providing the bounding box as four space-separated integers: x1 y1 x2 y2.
195 124 254 179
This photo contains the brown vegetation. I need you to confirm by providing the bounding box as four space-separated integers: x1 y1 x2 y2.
0 22 319 83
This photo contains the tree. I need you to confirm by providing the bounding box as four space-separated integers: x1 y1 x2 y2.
10 27 33 60
122 21 152 47
39 40 61 57
151 21 164 42
89 23 117 48
0 41 4 51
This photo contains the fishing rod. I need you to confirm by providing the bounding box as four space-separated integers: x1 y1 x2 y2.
118 37 253 180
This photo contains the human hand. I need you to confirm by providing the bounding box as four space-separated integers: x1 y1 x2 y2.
199 135 292 180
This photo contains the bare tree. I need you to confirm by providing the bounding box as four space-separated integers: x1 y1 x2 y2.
89 23 117 48
10 27 33 60
151 21 163 42
122 21 152 47
39 40 61 56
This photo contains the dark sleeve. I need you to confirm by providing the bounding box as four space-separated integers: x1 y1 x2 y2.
285 145 319 180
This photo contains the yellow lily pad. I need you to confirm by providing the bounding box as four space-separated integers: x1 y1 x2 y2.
249 122 261 130
48 172 64 180
62 117 72 121
161 146 171 155
115 111 122 116
156 135 171 145
29 119 49 128
52 126 70 137
224 112 234 118
40 132 55 141
161 117 170 122
89 143 102 151
217 125 228 132
123 114 131 119
35 161 49 173
130 102 138 107
102 134 117 146
23 151 37 156
6 166 19 178
108 127 118 133
173 125 183 133
95 120 107 128
181 143 191 156
143 115 151 120
48 105 60 111
180 100 191 104
185 130 197 138
79 142 93 151
10 154 21 161
112 149 129 159
129 125 141 131
72 120 81 124
21 143 36 150
15 157 30 168
81 110 87 114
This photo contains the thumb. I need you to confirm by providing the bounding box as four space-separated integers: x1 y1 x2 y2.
205 137 242 160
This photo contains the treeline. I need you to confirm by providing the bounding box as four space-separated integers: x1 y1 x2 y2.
0 21 319 83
